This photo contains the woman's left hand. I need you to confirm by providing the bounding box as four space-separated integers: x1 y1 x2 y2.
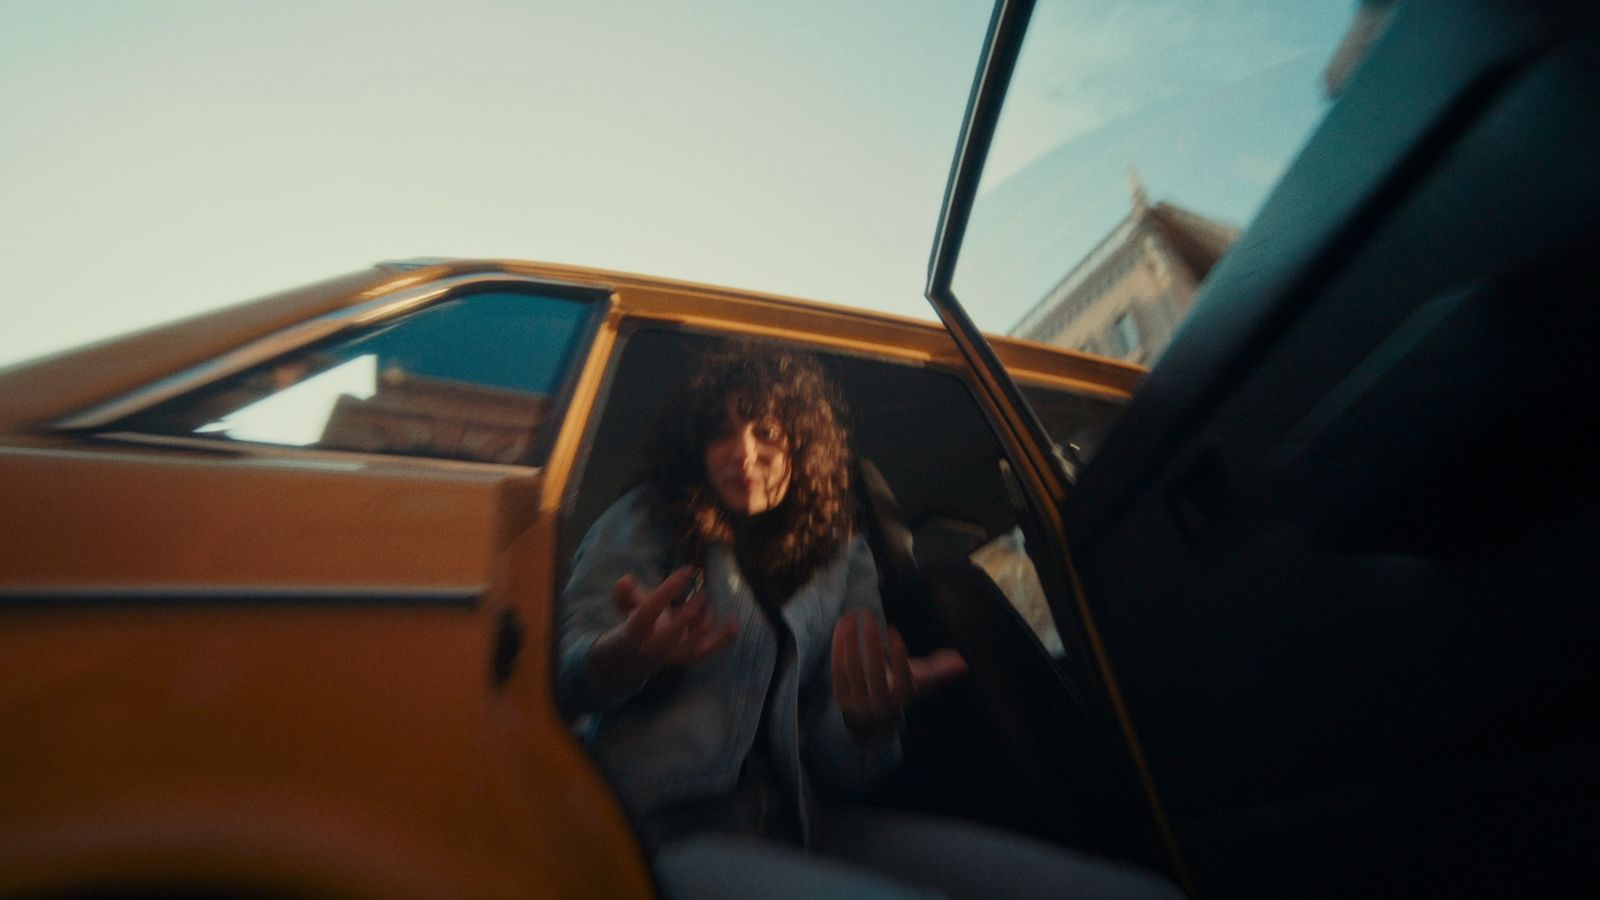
831 609 968 743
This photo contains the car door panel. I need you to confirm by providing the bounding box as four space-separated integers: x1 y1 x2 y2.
0 277 652 897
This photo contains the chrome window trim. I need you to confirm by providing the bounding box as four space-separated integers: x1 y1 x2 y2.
53 272 606 431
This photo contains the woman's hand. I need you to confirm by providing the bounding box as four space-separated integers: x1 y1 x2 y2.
587 567 738 698
831 609 968 743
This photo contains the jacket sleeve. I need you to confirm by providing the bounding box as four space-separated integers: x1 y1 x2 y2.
800 535 903 795
556 490 668 719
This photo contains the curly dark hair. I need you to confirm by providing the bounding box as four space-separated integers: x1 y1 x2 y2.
643 341 852 589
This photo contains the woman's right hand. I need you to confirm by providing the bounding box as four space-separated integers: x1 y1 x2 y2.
587 566 738 698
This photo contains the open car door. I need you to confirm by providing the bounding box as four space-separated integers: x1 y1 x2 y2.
927 0 1599 897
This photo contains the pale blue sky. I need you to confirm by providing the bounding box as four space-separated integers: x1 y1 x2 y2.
0 0 991 366
0 0 1354 368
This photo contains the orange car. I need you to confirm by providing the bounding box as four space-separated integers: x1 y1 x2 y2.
0 258 1138 897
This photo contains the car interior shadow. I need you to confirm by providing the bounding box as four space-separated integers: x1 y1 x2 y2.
558 325 1160 867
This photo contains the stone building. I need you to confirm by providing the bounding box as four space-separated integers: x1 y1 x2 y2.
322 367 548 464
1009 172 1239 366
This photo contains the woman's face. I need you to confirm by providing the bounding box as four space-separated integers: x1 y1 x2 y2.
703 397 791 517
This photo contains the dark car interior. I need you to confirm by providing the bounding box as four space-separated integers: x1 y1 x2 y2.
560 327 1022 571
556 325 1149 859
1040 0 1600 896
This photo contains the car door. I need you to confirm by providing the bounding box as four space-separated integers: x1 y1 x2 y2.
928 0 1599 897
0 265 653 898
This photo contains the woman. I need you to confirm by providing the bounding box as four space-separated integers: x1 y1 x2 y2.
558 343 1181 899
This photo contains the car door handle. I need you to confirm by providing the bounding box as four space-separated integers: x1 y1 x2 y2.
491 607 524 688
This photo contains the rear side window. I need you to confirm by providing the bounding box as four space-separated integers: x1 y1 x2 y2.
117 288 593 465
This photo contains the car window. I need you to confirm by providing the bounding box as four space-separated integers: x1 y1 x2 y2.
950 0 1384 370
115 287 594 465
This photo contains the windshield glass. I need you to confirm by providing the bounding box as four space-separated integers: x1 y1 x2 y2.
951 0 1382 368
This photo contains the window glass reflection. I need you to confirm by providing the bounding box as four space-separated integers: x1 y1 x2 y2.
954 0 1372 369
120 289 592 465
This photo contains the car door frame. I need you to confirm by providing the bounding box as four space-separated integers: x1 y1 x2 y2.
922 0 1193 886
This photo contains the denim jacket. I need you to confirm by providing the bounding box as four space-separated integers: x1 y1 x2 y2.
557 488 899 837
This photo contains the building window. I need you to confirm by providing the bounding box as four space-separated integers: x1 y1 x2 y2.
1109 311 1141 357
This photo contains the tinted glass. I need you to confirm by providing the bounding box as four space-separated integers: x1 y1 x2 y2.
120 289 592 465
951 0 1378 369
